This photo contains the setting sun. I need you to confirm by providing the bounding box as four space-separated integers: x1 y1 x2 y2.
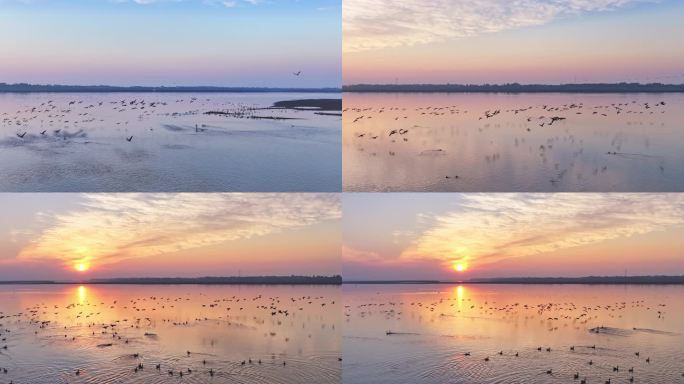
74 262 90 272
453 263 468 272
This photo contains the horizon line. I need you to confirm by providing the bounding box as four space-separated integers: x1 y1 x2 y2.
343 275 684 285
0 275 343 285
342 82 684 93
0 82 342 93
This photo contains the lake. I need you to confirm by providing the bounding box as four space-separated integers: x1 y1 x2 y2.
343 284 684 383
0 284 340 384
0 92 341 192
343 92 684 192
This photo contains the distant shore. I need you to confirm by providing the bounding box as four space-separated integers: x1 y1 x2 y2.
271 98 342 111
0 83 341 93
0 275 342 285
343 82 684 93
344 275 684 285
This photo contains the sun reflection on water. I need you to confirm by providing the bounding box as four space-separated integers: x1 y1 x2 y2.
77 285 87 305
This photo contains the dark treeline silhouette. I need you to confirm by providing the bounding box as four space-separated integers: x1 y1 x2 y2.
343 82 684 93
344 275 684 285
0 275 342 285
0 83 340 93
0 280 55 285
271 99 342 111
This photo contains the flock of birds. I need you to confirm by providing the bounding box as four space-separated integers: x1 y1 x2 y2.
346 98 670 187
1 95 305 147
0 289 340 383
345 291 681 383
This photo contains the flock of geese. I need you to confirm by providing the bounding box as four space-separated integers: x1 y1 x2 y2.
1 96 299 145
345 292 680 383
0 290 340 383
346 99 670 186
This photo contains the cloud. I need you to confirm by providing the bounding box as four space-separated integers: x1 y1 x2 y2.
342 244 384 263
397 194 684 269
344 0 658 52
18 193 340 267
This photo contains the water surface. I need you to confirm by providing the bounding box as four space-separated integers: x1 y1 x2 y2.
0 284 340 383
343 93 684 191
343 284 683 383
0 92 341 192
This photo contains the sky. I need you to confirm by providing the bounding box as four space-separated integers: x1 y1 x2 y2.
0 193 341 281
0 0 341 87
343 194 684 280
343 0 684 84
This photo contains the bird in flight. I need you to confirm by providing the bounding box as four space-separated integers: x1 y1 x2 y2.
293 71 301 76
126 136 133 142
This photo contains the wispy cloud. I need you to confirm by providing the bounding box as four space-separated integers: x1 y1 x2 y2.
18 193 340 267
344 0 657 52
397 194 684 269
342 244 384 263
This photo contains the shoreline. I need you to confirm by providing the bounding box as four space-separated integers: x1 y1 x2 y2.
0 275 343 286
342 83 684 94
343 276 684 285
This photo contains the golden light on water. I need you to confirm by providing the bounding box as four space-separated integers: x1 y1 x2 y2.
77 285 87 304
454 285 466 310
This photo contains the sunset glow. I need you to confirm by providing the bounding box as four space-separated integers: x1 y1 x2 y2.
343 194 684 280
344 0 684 84
74 262 90 273
0 193 341 280
453 263 467 273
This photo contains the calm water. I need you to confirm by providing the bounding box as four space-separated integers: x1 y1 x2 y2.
0 92 341 192
0 284 340 384
343 93 684 192
343 284 684 384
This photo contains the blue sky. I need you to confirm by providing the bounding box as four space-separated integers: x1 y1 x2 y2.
0 0 341 87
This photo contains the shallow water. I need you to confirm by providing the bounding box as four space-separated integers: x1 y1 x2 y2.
0 92 341 192
0 284 340 384
343 92 684 192
343 284 684 384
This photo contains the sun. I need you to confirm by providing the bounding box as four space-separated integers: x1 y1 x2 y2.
453 262 468 272
74 262 90 272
